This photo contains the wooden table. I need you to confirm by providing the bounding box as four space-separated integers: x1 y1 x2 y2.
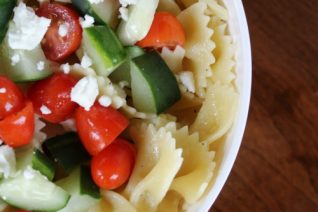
211 0 318 211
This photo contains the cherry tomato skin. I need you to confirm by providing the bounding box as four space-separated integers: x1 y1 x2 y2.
91 138 136 189
0 101 35 148
136 12 185 49
75 104 129 156
28 73 78 123
0 76 25 120
36 3 82 62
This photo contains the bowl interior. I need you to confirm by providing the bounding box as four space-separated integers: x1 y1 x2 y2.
188 0 252 211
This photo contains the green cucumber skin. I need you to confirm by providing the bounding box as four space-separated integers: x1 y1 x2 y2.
32 150 55 181
0 0 16 43
80 165 100 199
43 133 90 173
131 50 181 114
110 46 145 84
83 26 127 76
71 0 104 25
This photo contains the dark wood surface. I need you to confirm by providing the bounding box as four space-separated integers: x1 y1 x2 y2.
211 0 318 211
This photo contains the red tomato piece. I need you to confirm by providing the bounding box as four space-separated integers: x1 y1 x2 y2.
28 73 78 123
75 104 129 156
36 3 82 62
91 138 136 189
0 101 35 148
136 12 186 49
0 76 25 120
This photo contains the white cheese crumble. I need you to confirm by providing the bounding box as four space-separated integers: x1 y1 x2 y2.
88 0 104 4
60 118 76 132
8 2 51 50
11 53 20 66
178 71 196 93
40 105 52 115
58 23 68 37
23 166 35 180
31 115 47 149
71 76 99 111
79 15 95 28
36 61 45 71
60 63 71 74
119 0 137 7
98 95 112 107
0 88 6 94
119 7 129 21
81 53 93 69
0 145 16 179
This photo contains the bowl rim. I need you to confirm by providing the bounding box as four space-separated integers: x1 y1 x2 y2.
192 0 252 211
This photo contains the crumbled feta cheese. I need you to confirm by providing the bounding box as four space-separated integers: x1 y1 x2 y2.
118 81 129 88
98 95 112 107
119 0 137 7
36 61 45 71
71 76 99 111
8 2 51 50
88 0 104 4
0 88 6 93
11 53 20 66
58 23 68 37
60 63 71 74
179 71 196 93
119 7 129 21
60 118 76 132
23 166 35 180
31 115 47 149
79 15 95 28
81 53 93 68
112 96 124 109
40 105 52 115
0 145 16 179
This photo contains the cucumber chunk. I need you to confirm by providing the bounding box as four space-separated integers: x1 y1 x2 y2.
72 0 119 28
56 165 100 212
43 132 90 173
130 50 181 114
0 169 70 211
0 0 16 43
0 37 52 82
15 147 55 181
82 25 127 76
109 45 145 84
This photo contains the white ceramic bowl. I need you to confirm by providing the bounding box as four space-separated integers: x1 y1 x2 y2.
189 0 252 211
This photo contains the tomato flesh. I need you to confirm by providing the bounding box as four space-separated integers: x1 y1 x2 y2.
75 104 129 156
91 138 136 189
136 12 186 49
36 3 82 62
28 73 78 123
0 101 35 148
0 76 25 120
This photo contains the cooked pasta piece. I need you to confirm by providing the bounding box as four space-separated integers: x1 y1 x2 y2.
177 2 215 97
157 191 182 212
160 45 185 73
200 0 228 20
158 0 182 15
190 81 239 144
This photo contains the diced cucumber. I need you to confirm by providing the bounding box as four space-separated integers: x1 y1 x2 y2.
109 45 145 84
0 36 52 82
0 169 70 211
82 26 127 76
117 0 159 45
56 165 100 212
130 50 181 114
15 147 55 181
43 132 90 173
0 0 16 43
72 0 119 28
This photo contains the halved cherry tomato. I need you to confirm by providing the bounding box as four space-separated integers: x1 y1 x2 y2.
28 73 78 123
36 3 82 62
75 104 129 156
136 12 185 49
91 138 136 189
0 101 34 148
0 76 25 120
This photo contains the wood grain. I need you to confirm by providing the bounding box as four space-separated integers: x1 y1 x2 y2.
210 0 318 211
